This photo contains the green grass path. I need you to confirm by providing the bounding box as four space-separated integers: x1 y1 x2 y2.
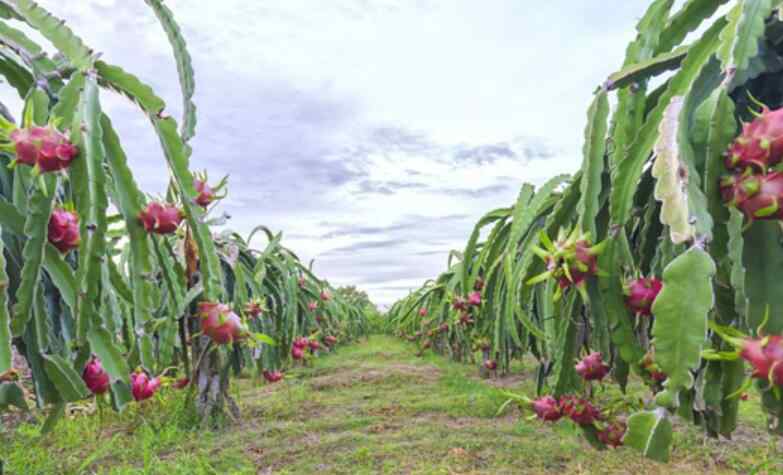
2 336 782 474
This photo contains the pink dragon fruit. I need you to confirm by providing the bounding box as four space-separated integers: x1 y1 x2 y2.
597 420 626 448
82 357 110 395
575 352 610 382
173 377 190 389
739 336 783 385
320 290 331 302
418 307 428 317
48 208 80 254
194 179 216 208
130 370 161 402
452 296 468 312
293 336 309 349
560 395 602 425
725 106 783 172
720 171 783 221
531 396 562 422
474 278 485 291
324 335 338 346
467 291 482 307
308 339 321 352
307 301 318 312
263 370 284 383
198 302 247 345
244 299 264 319
438 323 449 333
10 125 78 172
139 202 183 234
484 359 497 371
624 276 662 316
291 346 305 360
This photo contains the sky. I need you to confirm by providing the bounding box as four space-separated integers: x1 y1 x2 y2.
5 1 658 306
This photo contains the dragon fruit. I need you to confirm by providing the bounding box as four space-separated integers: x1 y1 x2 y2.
307 301 318 312
624 276 662 316
139 202 183 235
293 336 309 349
575 352 610 381
459 313 474 326
484 359 497 371
308 339 321 352
291 346 305 360
324 335 338 346
10 125 78 173
82 357 110 395
560 395 601 425
467 291 482 307
48 208 80 254
739 336 783 385
263 370 284 383
198 302 246 345
640 352 667 384
418 308 428 317
720 171 783 221
194 179 216 208
528 227 605 300
244 299 264 319
597 421 626 448
531 396 562 422
173 377 190 389
438 323 449 333
452 296 468 312
474 278 485 291
130 370 161 402
320 290 331 302
725 106 783 172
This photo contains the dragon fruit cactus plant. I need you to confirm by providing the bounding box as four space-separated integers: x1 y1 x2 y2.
48 208 80 254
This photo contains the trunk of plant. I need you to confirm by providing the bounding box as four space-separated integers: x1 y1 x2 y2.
184 228 239 425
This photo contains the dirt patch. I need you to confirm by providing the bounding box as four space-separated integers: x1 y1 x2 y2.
308 363 440 390
477 372 529 388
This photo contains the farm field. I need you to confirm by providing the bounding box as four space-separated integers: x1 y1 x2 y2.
3 335 781 475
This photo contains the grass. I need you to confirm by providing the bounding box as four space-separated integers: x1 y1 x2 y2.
2 335 782 474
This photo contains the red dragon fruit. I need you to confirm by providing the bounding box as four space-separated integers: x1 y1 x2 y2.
82 357 110 395
438 323 449 333
720 171 783 221
484 359 497 371
324 335 338 346
467 291 482 307
640 352 667 384
474 277 485 291
320 290 331 302
597 420 626 448
173 378 190 389
10 125 78 172
308 339 321 352
293 336 309 349
263 370 284 383
194 179 216 208
459 313 474 326
725 106 783 172
531 396 562 422
48 208 80 254
291 346 305 360
739 336 783 385
575 352 610 381
139 202 183 235
198 302 246 345
130 370 161 402
307 301 318 312
418 307 428 317
244 299 264 319
624 276 663 316
560 395 601 425
452 296 468 312
528 227 605 300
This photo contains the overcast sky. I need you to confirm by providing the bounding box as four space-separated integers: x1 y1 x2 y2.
7 1 657 306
